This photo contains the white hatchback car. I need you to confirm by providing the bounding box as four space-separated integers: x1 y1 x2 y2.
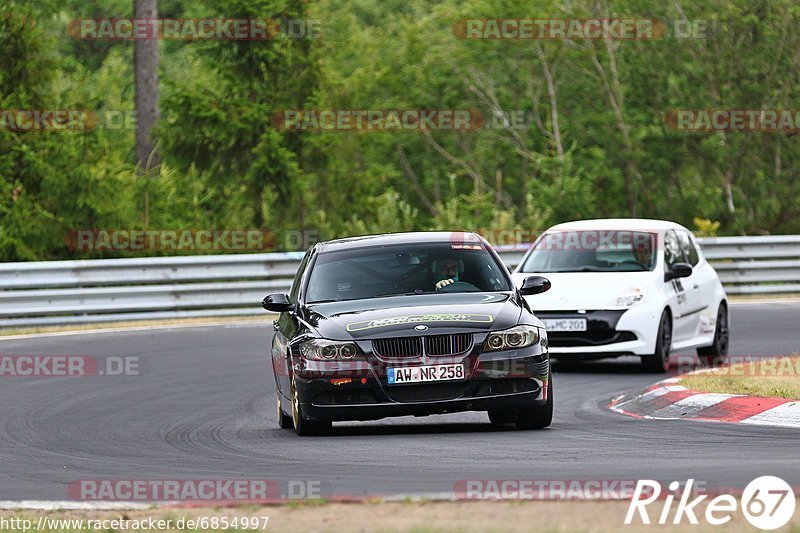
512 219 729 372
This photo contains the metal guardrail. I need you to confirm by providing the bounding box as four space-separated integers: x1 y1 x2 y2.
1 236 799 327
0 253 304 328
698 236 800 294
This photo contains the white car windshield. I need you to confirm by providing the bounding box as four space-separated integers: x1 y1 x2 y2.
520 230 657 273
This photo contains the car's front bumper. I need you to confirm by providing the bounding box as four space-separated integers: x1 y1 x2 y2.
537 307 660 356
292 348 549 422
302 389 545 421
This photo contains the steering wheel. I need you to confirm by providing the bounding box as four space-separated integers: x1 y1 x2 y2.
436 281 481 293
619 259 649 270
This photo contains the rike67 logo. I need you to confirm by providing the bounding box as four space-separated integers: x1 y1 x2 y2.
626 476 795 530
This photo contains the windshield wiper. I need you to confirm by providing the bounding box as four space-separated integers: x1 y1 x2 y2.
311 290 435 304
522 267 601 273
373 290 432 298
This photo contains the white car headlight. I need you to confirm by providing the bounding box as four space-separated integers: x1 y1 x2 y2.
612 286 646 307
484 325 541 351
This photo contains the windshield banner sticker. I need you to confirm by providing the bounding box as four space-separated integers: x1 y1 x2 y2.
346 314 494 332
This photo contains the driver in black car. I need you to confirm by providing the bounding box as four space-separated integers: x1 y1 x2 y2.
433 256 463 290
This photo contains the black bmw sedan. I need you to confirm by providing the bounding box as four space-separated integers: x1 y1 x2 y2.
262 232 552 435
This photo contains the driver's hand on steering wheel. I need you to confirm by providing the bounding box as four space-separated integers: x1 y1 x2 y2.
435 278 455 290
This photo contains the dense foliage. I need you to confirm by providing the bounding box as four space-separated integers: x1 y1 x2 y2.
2 0 800 260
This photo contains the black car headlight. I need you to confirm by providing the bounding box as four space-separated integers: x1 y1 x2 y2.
300 338 358 360
484 325 541 352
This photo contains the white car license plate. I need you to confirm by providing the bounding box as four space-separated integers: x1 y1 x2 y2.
387 363 465 385
543 318 588 332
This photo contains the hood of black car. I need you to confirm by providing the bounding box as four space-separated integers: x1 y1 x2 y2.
303 292 534 340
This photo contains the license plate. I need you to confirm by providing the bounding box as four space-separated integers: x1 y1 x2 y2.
387 363 465 385
543 318 588 332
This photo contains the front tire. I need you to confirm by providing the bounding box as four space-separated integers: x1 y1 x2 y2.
488 409 517 425
515 375 553 430
291 376 331 436
276 390 293 429
641 310 672 373
697 304 729 366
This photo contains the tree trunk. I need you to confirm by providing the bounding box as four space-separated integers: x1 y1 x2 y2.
535 43 564 158
495 168 503 206
134 0 161 176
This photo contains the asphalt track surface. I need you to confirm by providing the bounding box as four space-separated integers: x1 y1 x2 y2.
1 302 799 501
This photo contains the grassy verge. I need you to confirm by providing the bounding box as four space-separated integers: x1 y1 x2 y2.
4 499 800 533
680 356 800 399
0 316 275 338
727 293 800 301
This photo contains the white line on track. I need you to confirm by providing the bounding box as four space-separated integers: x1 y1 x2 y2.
0 320 272 343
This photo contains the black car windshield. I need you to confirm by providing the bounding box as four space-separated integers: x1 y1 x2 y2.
306 242 512 303
519 230 658 273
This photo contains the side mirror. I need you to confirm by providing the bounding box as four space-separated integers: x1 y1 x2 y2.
519 276 551 296
665 262 693 282
262 293 293 312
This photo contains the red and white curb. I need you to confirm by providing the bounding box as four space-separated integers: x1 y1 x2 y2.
609 377 800 428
